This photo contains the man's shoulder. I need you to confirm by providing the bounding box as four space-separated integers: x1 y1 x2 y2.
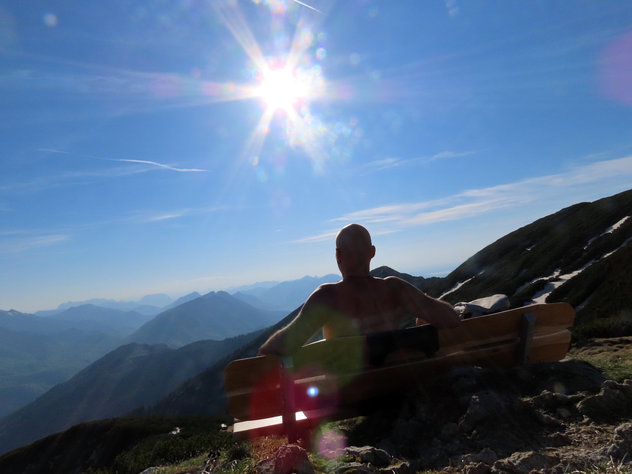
315 281 343 293
309 281 342 299
382 275 407 286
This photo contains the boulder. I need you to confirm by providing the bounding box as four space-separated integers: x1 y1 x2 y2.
254 444 315 474
577 379 632 422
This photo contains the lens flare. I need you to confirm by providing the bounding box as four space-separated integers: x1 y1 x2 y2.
317 427 346 459
257 67 308 111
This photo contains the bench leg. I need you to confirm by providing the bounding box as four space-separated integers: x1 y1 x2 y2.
281 357 298 443
518 312 535 365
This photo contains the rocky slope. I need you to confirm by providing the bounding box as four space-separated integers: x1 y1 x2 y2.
226 345 632 474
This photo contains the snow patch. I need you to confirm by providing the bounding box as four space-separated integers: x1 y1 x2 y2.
602 236 632 259
440 277 474 299
584 215 630 249
528 267 587 304
528 235 632 304
515 269 561 295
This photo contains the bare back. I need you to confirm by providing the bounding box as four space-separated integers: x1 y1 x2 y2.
319 276 412 338
258 272 459 356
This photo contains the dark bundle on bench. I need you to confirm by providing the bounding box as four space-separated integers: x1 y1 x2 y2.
224 302 575 441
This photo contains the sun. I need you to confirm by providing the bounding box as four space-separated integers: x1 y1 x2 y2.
256 66 310 112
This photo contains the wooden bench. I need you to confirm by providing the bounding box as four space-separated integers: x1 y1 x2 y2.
223 302 575 441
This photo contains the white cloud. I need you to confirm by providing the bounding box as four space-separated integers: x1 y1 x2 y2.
428 150 475 161
0 233 69 254
288 231 337 244
363 157 403 171
144 212 189 223
0 149 208 193
137 205 228 224
363 150 475 173
115 159 207 173
300 156 632 242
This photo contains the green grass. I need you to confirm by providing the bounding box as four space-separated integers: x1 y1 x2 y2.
110 428 251 474
573 356 632 382
569 336 632 382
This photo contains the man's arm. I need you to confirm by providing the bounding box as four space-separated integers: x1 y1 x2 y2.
388 276 461 328
258 286 332 356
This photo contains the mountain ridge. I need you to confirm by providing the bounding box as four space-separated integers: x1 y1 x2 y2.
125 290 283 348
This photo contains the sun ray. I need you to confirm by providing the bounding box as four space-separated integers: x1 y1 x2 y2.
212 2 268 72
243 106 276 165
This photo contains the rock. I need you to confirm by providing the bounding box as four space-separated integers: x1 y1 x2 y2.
333 462 373 473
556 407 573 418
463 462 491 474
447 366 488 394
577 379 632 422
545 431 571 447
529 360 605 395
254 444 315 474
600 422 632 460
477 447 498 465
383 460 414 474
530 390 574 410
139 468 161 474
459 391 506 432
440 422 459 440
533 410 563 427
492 451 555 473
321 445 400 473
460 447 498 466
344 446 392 467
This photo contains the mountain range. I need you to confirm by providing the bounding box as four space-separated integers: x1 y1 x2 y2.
0 276 341 422
34 294 174 317
0 305 149 419
232 274 340 310
0 189 630 458
124 291 283 348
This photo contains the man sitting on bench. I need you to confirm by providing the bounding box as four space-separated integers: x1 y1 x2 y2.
259 224 460 356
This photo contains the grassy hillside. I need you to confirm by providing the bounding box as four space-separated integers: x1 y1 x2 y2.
0 415 240 474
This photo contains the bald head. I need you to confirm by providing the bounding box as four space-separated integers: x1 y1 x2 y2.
335 224 375 277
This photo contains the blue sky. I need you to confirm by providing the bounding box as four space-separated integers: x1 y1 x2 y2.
1 1 632 313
